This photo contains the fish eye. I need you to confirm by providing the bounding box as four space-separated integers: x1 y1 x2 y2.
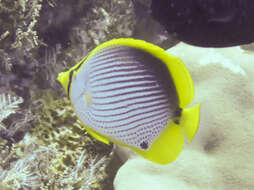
140 141 148 150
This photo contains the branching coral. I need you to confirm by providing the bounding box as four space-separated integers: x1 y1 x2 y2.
0 31 10 42
58 150 112 189
0 153 41 189
0 132 114 190
83 0 135 46
0 93 23 129
0 89 117 190
0 0 45 99
11 0 43 50
0 1 132 189
0 93 33 142
0 0 43 50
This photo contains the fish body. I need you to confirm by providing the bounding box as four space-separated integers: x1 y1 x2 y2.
58 38 200 164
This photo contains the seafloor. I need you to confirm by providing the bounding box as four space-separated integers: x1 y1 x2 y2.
0 0 254 190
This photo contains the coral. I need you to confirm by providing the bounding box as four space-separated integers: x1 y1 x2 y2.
0 93 23 126
0 135 113 190
59 0 136 67
30 90 117 189
0 150 41 189
0 89 119 190
0 0 43 50
0 92 27 148
0 91 32 141
85 0 135 45
0 0 44 98
57 150 112 190
0 92 32 171
0 1 135 189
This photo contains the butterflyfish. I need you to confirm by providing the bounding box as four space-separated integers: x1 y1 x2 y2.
57 38 200 165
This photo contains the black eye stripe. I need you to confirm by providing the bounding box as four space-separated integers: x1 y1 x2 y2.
67 70 74 98
67 56 88 98
75 57 86 71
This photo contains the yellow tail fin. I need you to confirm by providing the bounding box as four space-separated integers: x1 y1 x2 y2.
180 104 200 142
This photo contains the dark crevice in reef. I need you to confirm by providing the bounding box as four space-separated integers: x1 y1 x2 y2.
38 0 93 48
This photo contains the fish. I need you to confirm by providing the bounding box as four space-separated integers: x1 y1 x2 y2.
151 0 254 47
57 38 200 165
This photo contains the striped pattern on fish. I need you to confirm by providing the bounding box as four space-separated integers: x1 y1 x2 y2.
71 45 179 150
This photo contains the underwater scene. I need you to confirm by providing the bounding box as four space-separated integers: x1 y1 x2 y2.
0 0 254 189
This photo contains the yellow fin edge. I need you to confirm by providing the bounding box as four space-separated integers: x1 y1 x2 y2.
133 121 185 165
81 103 200 164
83 120 185 165
168 58 195 108
84 126 110 144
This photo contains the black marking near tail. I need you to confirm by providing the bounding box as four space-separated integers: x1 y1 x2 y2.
175 108 182 117
173 108 182 124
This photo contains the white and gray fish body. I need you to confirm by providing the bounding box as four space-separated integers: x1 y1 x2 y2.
70 45 179 150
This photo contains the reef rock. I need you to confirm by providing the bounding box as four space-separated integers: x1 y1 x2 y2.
114 43 254 190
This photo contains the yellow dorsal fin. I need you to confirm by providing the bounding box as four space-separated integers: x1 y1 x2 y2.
132 121 185 165
165 57 195 108
180 104 200 142
86 38 194 108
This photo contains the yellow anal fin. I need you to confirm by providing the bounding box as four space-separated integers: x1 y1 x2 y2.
180 104 200 142
84 126 110 144
133 121 185 165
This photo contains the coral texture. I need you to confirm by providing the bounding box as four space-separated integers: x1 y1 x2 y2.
0 90 118 190
0 0 137 189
